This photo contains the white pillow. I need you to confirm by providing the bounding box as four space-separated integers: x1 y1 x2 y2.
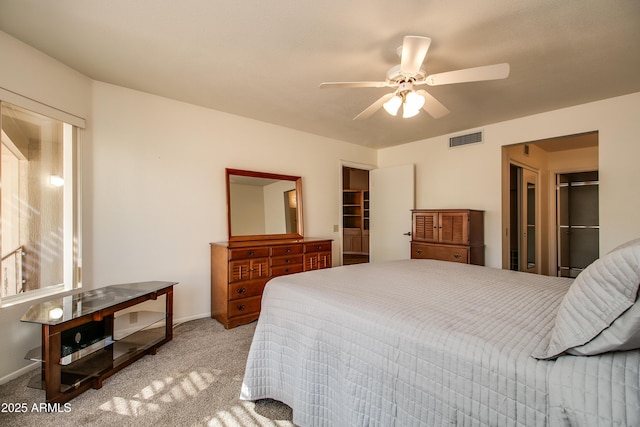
533 242 640 360
567 301 640 355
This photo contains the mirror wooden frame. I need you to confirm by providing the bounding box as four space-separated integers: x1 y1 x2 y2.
226 168 304 242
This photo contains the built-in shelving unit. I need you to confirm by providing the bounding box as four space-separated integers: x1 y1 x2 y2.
343 190 369 254
342 167 370 261
343 190 363 229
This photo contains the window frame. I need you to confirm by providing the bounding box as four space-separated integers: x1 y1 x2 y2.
0 96 83 308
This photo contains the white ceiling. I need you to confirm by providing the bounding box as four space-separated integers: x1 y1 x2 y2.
1 0 639 149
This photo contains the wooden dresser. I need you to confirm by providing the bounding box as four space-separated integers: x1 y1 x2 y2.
411 209 484 265
210 238 332 328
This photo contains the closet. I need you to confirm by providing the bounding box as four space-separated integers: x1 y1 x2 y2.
557 171 599 278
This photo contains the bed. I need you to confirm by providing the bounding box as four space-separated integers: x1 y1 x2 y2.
240 240 640 426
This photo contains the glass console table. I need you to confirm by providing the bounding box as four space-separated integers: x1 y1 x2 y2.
21 281 176 404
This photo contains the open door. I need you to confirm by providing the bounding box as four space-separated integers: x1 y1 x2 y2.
521 169 538 273
509 164 539 273
369 164 415 262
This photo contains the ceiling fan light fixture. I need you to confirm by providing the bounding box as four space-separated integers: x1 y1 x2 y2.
383 95 402 116
405 91 425 111
402 105 420 118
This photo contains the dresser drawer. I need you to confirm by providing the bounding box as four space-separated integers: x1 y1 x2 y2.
304 241 331 253
271 254 303 267
271 244 303 257
229 247 270 260
229 279 268 300
412 243 469 264
229 258 269 283
228 295 261 318
271 264 304 277
304 252 332 270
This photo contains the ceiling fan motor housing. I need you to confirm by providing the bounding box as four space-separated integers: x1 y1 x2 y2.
386 64 427 83
397 81 414 94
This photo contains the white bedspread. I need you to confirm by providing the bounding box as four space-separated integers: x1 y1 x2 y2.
240 260 640 426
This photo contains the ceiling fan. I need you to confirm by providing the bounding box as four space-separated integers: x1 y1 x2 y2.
320 36 510 120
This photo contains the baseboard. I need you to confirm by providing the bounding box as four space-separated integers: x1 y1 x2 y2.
174 312 211 326
0 362 39 385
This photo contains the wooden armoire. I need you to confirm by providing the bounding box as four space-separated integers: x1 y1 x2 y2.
411 209 484 265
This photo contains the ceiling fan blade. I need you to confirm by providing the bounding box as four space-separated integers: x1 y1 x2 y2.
400 36 431 76
353 93 395 120
416 90 450 119
425 63 510 86
320 81 391 89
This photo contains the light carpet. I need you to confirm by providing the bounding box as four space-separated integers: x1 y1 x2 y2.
0 318 294 426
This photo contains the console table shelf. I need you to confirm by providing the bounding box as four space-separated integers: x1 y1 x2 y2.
21 281 176 404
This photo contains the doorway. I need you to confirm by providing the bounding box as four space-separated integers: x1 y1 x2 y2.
502 131 599 276
342 167 370 265
283 189 298 234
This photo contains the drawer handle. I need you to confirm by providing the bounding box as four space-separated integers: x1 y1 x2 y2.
284 268 290 273
415 250 423 255
285 259 291 263
247 251 254 256
454 253 462 259
316 245 322 250
237 304 245 311
237 288 246 294
285 248 291 253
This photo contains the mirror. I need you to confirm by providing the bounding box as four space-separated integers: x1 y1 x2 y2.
226 168 303 241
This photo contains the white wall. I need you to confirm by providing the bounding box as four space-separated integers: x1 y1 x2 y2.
0 32 91 119
88 81 376 327
378 92 640 267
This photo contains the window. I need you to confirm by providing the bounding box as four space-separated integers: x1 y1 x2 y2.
1 101 81 306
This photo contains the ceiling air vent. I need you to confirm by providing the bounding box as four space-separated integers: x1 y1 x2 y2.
449 131 483 148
